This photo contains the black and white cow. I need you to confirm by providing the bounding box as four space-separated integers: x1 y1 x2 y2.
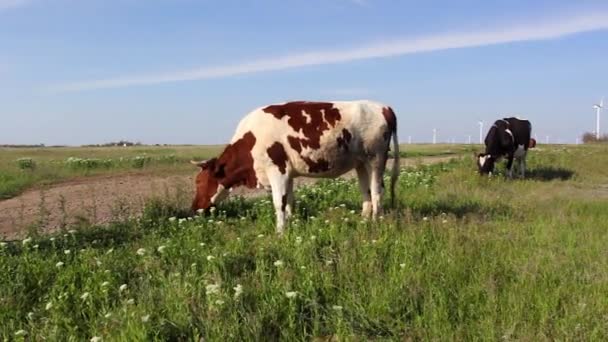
477 117 535 177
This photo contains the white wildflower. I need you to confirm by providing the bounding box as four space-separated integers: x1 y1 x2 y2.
104 313 112 318
15 330 27 336
310 235 317 241
233 284 243 299
285 291 297 299
400 263 406 269
325 260 334 265
101 281 110 287
206 255 215 261
423 216 428 221
295 236 302 245
257 234 264 238
207 219 214 224
45 302 53 310
332 305 343 311
157 245 166 253
196 208 205 214
64 249 71 255
340 203 346 208
55 261 64 268
210 207 216 213
33 244 39 249
68 229 77 234
50 237 55 242
191 263 197 268
22 237 32 245
168 217 176 222
0 242 7 247
80 292 90 300
106 248 113 254
300 266 307 270
126 298 135 305
442 219 448 224
324 220 330 224
371 239 377 244
136 248 146 256
205 284 220 296
27 312 34 320
141 315 150 323
199 242 206 247
119 284 128 292
90 337 102 342
273 260 284 267
350 210 356 214
214 299 225 306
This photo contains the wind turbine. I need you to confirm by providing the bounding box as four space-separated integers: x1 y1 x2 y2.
478 121 483 144
593 98 604 139
432 128 437 144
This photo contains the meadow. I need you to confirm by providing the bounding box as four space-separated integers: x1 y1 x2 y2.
1 144 607 340
0 144 464 201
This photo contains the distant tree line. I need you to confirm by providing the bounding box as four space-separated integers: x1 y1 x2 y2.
0 144 46 148
81 140 143 147
581 132 608 144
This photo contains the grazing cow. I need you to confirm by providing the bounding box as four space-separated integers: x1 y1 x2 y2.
477 117 534 177
191 100 400 234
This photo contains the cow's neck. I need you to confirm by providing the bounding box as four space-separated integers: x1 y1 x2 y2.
217 131 258 189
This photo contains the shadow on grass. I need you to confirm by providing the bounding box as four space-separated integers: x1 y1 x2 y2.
526 167 574 181
407 198 512 219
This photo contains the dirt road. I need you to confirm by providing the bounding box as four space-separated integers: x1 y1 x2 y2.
0 156 457 239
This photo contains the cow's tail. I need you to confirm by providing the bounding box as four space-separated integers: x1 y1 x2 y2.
389 111 400 208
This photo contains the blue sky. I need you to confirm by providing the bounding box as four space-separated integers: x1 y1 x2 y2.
1 0 607 145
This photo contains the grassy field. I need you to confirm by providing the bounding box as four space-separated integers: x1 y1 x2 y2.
1 144 607 340
0 144 470 200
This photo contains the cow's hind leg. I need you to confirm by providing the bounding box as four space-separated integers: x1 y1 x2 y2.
520 154 527 178
356 164 372 218
268 170 291 235
285 177 295 219
370 156 388 219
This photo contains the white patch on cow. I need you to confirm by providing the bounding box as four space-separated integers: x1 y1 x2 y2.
514 144 526 158
478 154 489 167
210 184 229 204
505 128 514 138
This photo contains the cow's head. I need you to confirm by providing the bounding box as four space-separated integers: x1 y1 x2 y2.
191 158 229 212
476 153 495 175
529 138 537 148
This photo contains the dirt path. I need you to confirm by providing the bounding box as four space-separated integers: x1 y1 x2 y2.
0 156 457 239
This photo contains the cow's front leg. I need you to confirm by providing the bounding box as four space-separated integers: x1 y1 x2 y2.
505 154 514 178
268 171 290 235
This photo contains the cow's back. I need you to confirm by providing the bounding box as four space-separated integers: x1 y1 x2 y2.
231 100 392 184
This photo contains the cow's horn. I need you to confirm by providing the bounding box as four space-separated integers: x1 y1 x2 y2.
190 160 207 167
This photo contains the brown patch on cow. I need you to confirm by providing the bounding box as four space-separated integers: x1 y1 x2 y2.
263 101 342 150
216 131 258 189
337 128 352 151
281 194 287 212
302 157 330 173
382 107 397 140
267 142 288 174
287 135 302 153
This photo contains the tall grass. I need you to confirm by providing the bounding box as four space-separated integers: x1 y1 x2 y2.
1 146 607 340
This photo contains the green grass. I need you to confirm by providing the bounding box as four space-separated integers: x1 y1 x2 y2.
0 144 471 200
0 145 223 200
1 145 607 340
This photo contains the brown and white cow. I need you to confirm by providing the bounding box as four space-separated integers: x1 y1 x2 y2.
191 100 400 234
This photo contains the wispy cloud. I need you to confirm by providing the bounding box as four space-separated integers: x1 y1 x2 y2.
50 12 608 92
0 0 29 11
